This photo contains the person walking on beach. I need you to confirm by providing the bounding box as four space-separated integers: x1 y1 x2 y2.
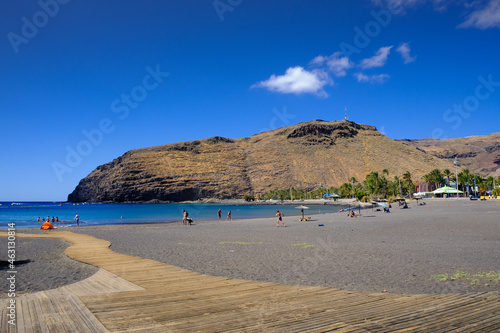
226 211 232 221
74 213 79 226
217 209 222 221
276 210 286 227
182 210 188 225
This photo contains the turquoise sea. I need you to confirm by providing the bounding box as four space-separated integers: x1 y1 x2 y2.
0 201 347 229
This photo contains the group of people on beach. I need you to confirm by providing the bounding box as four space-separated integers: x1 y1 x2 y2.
181 209 286 226
37 213 80 226
38 216 59 223
182 209 234 225
217 209 232 221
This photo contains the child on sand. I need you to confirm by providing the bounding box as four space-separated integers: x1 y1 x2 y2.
276 210 286 227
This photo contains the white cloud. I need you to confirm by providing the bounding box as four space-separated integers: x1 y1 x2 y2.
359 46 393 69
396 42 417 63
310 55 326 65
310 52 354 77
251 67 332 97
379 125 386 135
354 72 390 83
373 0 500 29
458 0 500 29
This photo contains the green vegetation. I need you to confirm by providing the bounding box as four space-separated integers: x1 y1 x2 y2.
431 274 448 282
258 168 499 200
450 270 469 280
257 187 326 201
219 241 263 245
432 270 500 286
292 243 316 249
259 170 414 200
243 194 255 202
423 168 499 197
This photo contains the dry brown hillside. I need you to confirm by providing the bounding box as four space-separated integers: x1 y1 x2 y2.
68 120 455 202
398 133 500 178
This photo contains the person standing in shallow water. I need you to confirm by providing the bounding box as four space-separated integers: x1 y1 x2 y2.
217 209 222 221
182 210 188 225
276 210 286 227
74 213 79 226
226 211 232 221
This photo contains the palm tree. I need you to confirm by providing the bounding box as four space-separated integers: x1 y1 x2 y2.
387 176 399 196
478 180 489 196
486 176 495 195
425 169 444 190
473 175 485 196
363 172 390 197
457 168 473 194
443 169 452 185
402 171 414 196
348 177 358 198
402 171 411 182
339 182 353 198
422 174 432 192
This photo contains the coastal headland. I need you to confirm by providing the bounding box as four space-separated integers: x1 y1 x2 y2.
67 120 457 203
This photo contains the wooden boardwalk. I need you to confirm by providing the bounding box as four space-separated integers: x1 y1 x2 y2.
2 231 500 332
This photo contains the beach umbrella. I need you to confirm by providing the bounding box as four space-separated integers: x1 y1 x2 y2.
432 186 464 194
295 205 309 220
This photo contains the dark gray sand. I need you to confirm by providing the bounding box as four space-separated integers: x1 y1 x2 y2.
9 199 500 295
0 237 98 296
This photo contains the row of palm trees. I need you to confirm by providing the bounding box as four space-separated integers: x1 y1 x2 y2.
336 169 414 200
255 168 500 200
422 168 500 197
257 187 332 201
257 169 415 201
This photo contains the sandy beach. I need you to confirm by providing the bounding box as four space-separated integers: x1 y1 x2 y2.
5 199 500 296
0 236 98 296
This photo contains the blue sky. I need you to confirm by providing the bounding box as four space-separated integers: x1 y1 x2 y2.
1 0 499 201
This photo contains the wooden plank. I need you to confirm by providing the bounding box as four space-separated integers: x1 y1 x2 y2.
43 290 83 333
18 295 34 333
64 294 108 333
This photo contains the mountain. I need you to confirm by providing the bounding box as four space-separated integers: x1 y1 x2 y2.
398 133 500 178
68 120 455 202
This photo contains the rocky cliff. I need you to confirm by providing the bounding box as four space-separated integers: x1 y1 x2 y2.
398 133 500 177
68 120 456 202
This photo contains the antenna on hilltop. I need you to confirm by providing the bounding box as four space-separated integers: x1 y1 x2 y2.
344 107 349 121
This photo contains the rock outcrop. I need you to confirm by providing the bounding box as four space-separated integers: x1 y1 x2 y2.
398 133 500 177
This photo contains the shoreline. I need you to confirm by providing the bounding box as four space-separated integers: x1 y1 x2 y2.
0 199 366 229
6 199 500 296
62 198 358 205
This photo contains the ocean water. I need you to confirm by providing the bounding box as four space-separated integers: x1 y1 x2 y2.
0 201 347 229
